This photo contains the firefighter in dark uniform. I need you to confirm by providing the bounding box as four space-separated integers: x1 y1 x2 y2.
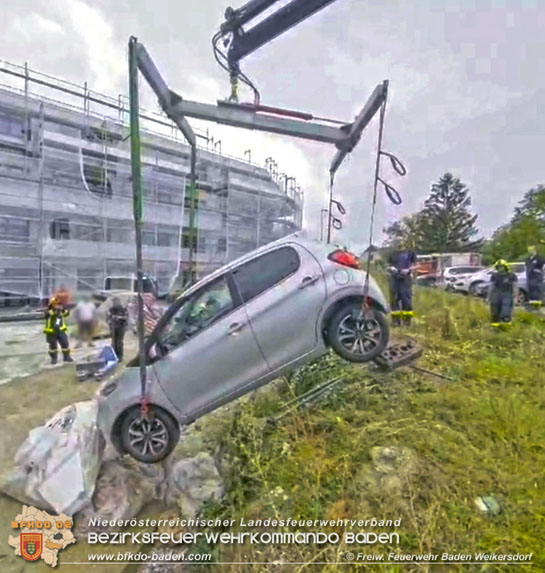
525 245 545 307
44 297 74 364
489 259 517 325
108 297 128 361
388 247 417 326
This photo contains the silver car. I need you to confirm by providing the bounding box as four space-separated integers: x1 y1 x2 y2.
97 233 390 463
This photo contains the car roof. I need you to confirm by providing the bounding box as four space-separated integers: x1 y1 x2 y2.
179 231 321 299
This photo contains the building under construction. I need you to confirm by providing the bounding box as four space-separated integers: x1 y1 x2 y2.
0 60 303 302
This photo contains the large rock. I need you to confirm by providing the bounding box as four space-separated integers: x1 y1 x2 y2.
75 458 166 536
165 452 224 518
1 401 104 516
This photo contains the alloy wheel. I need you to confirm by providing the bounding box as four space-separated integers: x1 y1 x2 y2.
336 314 382 357
127 416 169 458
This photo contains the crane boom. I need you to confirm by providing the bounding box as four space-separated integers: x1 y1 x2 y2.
224 0 338 70
221 0 280 32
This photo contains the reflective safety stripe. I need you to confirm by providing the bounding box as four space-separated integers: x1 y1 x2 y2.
391 310 415 317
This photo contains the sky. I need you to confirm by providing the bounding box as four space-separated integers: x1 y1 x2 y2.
1 0 544 253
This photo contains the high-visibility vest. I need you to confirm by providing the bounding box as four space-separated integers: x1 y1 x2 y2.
44 309 69 334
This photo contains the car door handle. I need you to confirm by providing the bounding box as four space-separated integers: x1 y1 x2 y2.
227 322 245 335
298 275 320 289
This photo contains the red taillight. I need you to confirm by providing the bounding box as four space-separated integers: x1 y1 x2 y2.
328 249 360 269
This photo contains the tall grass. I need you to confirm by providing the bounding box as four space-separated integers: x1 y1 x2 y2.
191 287 545 572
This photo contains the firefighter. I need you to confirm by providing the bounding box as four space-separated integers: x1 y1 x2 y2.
489 259 517 325
525 245 545 307
108 297 128 361
388 246 418 326
44 297 74 364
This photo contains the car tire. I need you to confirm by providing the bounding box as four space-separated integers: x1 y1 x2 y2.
328 303 389 363
516 290 527 306
119 405 180 463
468 282 482 296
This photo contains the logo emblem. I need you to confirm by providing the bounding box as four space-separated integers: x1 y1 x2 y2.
21 532 43 561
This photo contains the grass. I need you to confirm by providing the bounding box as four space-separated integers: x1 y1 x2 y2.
1 288 543 572
187 286 545 572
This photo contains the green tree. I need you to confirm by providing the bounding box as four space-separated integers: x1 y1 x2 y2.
482 184 545 263
513 184 545 223
382 213 426 250
419 173 481 252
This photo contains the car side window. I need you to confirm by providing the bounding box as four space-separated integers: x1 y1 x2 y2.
232 246 300 303
160 277 234 349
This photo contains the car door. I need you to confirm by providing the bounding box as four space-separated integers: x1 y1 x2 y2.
231 243 327 373
151 274 269 416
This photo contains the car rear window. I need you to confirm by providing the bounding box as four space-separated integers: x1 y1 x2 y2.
232 246 300 302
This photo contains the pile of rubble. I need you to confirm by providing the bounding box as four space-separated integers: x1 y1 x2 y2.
1 400 224 565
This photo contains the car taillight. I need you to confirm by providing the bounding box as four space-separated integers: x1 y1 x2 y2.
328 249 360 269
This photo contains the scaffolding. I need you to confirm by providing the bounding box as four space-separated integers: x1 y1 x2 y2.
0 59 303 303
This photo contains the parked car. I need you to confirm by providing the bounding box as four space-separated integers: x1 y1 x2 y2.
97 233 390 463
443 266 484 291
415 253 482 287
465 263 525 298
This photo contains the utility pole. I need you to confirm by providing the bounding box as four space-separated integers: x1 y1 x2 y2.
128 37 147 406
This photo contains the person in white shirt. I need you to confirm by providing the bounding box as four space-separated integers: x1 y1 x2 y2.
74 295 97 348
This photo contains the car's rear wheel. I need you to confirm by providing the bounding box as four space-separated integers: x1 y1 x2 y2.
119 406 179 463
328 303 389 363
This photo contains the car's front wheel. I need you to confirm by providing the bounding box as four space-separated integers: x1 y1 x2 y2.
119 406 180 463
468 281 482 296
328 303 389 363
